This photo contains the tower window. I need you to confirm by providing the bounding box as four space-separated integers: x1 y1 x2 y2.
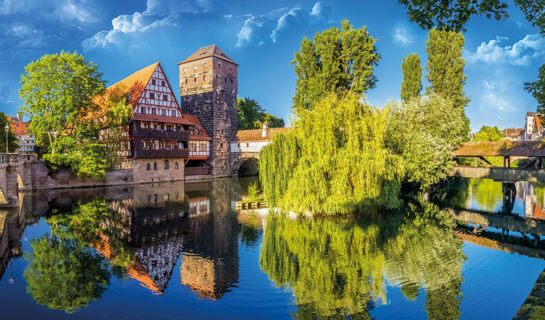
230 79 233 84
218 63 221 68
220 143 223 148
193 65 197 70
183 67 187 73
203 63 207 68
185 79 188 85
203 75 206 81
194 77 197 83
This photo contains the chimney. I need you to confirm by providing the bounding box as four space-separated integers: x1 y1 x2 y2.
262 121 268 138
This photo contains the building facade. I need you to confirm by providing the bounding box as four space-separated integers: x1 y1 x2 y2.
524 112 544 141
8 114 35 154
178 45 238 177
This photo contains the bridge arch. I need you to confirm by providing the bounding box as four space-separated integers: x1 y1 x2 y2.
232 157 260 177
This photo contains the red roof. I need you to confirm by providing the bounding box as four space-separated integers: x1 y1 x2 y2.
236 127 291 142
9 121 30 135
503 128 523 138
183 114 211 141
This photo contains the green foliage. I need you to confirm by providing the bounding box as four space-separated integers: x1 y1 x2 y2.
237 97 285 130
19 51 133 178
401 53 422 103
261 94 404 215
247 182 261 201
24 235 110 313
525 64 545 118
473 125 504 142
425 28 470 137
291 19 380 115
0 112 19 152
398 0 509 32
515 0 545 35
387 94 466 190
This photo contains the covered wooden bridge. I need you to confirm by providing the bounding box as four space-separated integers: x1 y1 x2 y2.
450 141 545 182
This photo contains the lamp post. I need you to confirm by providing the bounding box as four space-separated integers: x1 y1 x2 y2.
4 124 9 154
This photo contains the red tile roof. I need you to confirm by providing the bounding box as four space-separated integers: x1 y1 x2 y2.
9 121 30 135
235 127 291 142
183 114 211 141
503 128 523 138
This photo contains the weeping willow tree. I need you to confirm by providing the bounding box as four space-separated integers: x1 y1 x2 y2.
260 94 404 215
260 214 390 318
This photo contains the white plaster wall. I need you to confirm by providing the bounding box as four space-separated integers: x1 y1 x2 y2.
230 141 269 153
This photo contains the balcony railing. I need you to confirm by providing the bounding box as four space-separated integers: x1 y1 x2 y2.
189 151 210 158
185 166 211 176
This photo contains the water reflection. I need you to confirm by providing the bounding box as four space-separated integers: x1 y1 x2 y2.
2 178 545 318
260 202 465 319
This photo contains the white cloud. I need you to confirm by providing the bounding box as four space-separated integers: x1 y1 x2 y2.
53 0 98 24
480 80 517 112
393 27 411 46
236 1 330 47
466 34 545 66
6 24 45 48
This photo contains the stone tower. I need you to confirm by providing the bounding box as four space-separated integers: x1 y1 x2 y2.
179 45 238 177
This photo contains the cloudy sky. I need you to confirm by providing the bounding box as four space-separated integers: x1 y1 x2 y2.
0 0 543 130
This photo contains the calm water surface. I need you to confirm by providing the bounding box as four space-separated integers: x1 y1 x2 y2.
1 177 545 319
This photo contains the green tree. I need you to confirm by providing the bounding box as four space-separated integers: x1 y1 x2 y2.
525 64 545 118
237 97 285 130
19 51 105 148
515 0 545 35
0 112 19 152
426 28 470 137
261 93 404 215
473 125 504 142
401 53 422 103
398 0 509 32
24 235 110 313
387 94 466 191
291 19 380 115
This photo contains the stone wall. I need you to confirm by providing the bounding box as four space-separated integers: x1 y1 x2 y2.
21 158 185 191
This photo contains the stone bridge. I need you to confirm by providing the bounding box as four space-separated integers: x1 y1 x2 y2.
0 154 35 207
230 151 260 176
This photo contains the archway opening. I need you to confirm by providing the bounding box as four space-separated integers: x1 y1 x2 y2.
0 188 6 204
238 158 259 177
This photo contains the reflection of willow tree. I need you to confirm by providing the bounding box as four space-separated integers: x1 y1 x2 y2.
385 201 465 320
470 179 502 211
261 201 465 319
260 215 389 318
24 235 110 313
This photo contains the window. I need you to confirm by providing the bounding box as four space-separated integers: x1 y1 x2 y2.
171 110 176 117
203 75 206 81
230 79 233 84
161 109 166 116
246 143 249 147
183 67 187 73
203 63 207 68
151 108 156 115
185 79 188 85
218 63 221 68
152 79 156 85
163 94 167 101
194 77 197 83
161 80 165 86
220 143 223 148
164 160 169 170
141 107 146 114
150 92 155 99
153 162 157 171
175 162 179 170
193 65 197 70
146 163 151 171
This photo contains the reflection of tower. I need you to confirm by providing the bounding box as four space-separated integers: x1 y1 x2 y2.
180 179 238 300
502 183 516 214
522 182 537 218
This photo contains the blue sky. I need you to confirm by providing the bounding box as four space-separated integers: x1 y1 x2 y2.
0 0 543 131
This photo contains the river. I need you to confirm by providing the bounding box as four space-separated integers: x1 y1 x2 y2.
0 177 544 319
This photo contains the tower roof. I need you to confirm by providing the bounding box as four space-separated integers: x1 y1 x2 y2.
178 45 238 65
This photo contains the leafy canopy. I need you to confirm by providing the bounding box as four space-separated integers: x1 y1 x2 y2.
237 97 284 130
401 53 422 103
291 19 380 115
514 0 545 35
525 64 545 118
473 125 504 142
398 0 509 32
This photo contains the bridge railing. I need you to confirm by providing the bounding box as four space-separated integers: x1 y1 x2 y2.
0 153 23 165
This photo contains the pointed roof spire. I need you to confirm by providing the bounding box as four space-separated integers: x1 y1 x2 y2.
178 45 238 65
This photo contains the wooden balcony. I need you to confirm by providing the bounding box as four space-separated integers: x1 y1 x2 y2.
188 151 209 159
134 148 189 159
185 166 211 176
131 126 189 140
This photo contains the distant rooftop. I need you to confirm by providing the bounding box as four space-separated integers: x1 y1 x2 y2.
178 45 238 65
